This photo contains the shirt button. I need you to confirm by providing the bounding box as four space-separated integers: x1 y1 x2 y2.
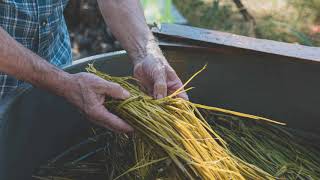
41 20 48 27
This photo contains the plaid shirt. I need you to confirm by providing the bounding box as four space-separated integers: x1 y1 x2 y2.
0 0 71 98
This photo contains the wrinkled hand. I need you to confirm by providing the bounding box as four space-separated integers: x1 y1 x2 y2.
133 53 188 100
65 72 133 133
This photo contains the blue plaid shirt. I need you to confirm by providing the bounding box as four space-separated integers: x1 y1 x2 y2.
0 0 71 98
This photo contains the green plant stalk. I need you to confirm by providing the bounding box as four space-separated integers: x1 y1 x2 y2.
34 65 320 180
206 112 320 179
87 64 277 180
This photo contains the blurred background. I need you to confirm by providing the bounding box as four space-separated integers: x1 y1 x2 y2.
64 0 320 59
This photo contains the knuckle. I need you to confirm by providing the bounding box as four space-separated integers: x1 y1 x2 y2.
155 82 166 89
153 71 165 82
166 66 176 75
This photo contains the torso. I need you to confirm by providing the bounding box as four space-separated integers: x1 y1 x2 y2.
0 0 72 98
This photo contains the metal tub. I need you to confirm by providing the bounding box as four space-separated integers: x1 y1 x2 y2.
1 24 320 179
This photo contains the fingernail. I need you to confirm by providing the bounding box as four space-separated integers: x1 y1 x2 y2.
183 94 189 100
123 90 130 99
156 94 164 99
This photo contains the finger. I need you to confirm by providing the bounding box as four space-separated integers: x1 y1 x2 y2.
153 68 167 99
136 77 153 96
166 67 189 100
103 81 130 100
134 64 153 96
91 105 134 133
177 91 189 100
167 82 189 100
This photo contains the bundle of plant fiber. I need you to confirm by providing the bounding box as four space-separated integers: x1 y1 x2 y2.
85 64 283 180
206 112 320 179
34 114 320 180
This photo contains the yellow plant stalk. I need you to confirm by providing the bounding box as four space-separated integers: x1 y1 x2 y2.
87 64 280 180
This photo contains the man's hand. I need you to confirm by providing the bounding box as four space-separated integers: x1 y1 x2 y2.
0 27 133 133
65 72 134 133
133 53 188 100
97 0 188 100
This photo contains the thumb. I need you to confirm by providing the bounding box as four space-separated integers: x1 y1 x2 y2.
153 69 167 99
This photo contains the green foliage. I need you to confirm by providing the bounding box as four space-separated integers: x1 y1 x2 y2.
140 0 174 23
292 0 320 19
173 0 320 46
255 16 314 46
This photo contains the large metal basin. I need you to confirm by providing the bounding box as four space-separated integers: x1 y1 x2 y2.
0 46 319 179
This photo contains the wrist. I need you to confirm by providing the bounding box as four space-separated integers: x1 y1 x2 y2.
130 38 165 65
45 70 76 100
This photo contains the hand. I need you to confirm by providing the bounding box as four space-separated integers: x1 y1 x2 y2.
133 53 188 100
64 72 133 133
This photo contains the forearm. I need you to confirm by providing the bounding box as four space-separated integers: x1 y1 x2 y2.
97 0 163 63
0 27 72 97
0 28 133 132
